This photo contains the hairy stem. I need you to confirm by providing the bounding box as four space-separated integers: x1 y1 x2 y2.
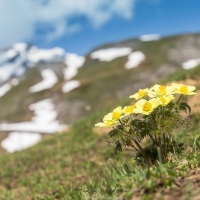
149 114 156 129
176 94 183 104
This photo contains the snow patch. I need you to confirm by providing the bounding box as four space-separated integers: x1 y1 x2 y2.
29 69 58 93
30 99 58 124
0 84 11 97
0 43 85 84
0 99 66 134
0 61 21 82
27 47 65 64
91 47 132 62
13 43 27 52
11 78 19 86
0 49 17 65
62 80 80 93
62 54 84 94
0 99 67 152
139 34 161 42
1 132 42 153
0 79 19 98
182 58 200 70
64 53 85 80
125 51 145 69
14 66 26 77
0 50 27 82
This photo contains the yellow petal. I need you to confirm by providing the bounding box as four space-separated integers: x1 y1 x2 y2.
173 83 196 95
123 106 135 113
159 95 174 106
187 86 196 93
95 122 107 127
135 99 147 107
103 113 113 121
149 98 161 109
130 88 148 100
113 106 123 114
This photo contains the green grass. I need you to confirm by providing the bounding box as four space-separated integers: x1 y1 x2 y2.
0 108 199 199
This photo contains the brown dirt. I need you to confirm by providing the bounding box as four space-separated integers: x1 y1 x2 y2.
154 168 200 200
187 90 200 113
93 126 112 136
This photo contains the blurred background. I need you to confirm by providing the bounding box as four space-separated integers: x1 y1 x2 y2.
0 1 200 199
0 0 200 153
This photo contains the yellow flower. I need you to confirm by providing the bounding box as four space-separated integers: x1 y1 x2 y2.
95 106 123 127
133 98 160 115
129 88 149 100
112 106 123 119
159 95 174 106
172 83 197 95
148 84 175 98
122 105 135 114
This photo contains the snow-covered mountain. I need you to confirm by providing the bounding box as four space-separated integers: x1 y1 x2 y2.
0 43 85 84
0 44 86 152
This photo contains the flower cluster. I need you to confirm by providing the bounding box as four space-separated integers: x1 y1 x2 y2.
95 83 197 165
95 83 196 127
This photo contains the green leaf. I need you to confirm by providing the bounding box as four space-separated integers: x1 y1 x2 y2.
179 102 191 113
108 128 119 137
115 141 122 155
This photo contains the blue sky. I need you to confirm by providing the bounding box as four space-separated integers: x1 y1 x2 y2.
1 0 200 55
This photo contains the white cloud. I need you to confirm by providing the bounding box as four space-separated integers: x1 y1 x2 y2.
0 0 135 49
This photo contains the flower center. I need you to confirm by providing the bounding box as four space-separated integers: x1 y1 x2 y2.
158 85 166 94
138 89 146 97
143 102 152 112
180 85 188 94
112 111 120 119
125 106 134 113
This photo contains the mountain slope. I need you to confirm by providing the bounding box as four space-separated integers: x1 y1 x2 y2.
0 33 200 152
0 66 199 199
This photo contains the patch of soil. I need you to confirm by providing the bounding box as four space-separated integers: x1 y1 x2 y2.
133 168 200 200
155 168 200 200
93 126 112 136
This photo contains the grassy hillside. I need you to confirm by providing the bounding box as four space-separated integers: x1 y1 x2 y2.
0 66 199 199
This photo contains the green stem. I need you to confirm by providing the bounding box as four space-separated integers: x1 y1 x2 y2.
155 134 159 144
176 94 183 104
149 114 156 129
118 118 124 127
134 139 151 165
130 141 139 151
163 133 167 160
118 119 129 133
161 106 165 119
158 136 164 163
149 134 159 146
149 115 160 145
134 140 144 154
158 136 163 162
